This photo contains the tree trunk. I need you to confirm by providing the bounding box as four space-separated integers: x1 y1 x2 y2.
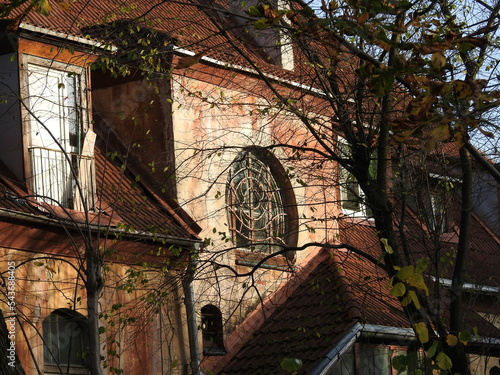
448 146 473 375
86 247 104 375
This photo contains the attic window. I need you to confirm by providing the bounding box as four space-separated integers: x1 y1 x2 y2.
226 148 291 253
23 58 95 210
201 305 226 356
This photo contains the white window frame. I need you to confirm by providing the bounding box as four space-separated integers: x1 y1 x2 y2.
21 55 95 211
338 138 372 218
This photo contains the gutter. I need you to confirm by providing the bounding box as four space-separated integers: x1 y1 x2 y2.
172 46 328 97
432 276 500 295
16 23 324 97
0 206 202 248
309 324 416 375
309 322 362 375
18 22 117 51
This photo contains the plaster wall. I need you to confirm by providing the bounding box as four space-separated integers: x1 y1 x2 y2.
0 248 188 375
170 72 342 338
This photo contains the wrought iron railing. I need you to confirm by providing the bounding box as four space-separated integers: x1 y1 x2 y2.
29 146 95 210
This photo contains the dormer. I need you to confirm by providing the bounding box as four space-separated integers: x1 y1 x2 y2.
229 0 295 70
0 29 97 211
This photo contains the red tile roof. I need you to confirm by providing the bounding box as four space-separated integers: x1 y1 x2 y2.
213 248 415 375
0 131 200 244
216 236 500 374
2 0 307 81
338 205 500 289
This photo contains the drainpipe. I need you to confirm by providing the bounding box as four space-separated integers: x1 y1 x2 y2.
183 242 204 375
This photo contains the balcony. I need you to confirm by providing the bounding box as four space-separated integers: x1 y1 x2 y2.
29 146 95 210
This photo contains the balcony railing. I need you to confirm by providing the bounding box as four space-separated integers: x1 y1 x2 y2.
29 146 95 210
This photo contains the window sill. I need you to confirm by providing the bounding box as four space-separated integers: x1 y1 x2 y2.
235 249 294 271
44 365 89 374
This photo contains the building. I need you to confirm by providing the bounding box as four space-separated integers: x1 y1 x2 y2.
0 1 499 374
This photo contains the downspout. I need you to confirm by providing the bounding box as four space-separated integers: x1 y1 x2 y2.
183 242 204 375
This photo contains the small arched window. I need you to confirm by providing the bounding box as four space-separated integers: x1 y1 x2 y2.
201 305 226 356
43 309 89 372
226 148 297 254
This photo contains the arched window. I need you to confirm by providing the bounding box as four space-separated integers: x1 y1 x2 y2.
201 305 226 356
43 309 88 373
226 148 297 253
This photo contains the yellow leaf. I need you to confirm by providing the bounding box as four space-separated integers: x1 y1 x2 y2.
397 265 414 281
35 0 51 16
407 290 421 309
446 334 458 347
58 1 71 11
431 52 446 69
414 322 429 344
407 273 429 296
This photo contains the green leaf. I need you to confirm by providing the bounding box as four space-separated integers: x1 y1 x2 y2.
390 282 406 297
254 19 274 30
459 329 471 344
392 354 408 372
415 257 430 273
427 340 439 358
436 352 453 370
246 6 262 17
280 358 303 372
380 238 393 254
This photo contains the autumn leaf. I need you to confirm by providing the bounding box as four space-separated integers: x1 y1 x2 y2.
358 13 370 24
58 1 71 11
390 282 406 297
407 273 429 295
397 265 414 281
175 49 209 69
446 334 458 347
452 80 474 100
403 290 421 309
431 52 446 70
34 0 51 16
414 322 429 344
436 352 453 370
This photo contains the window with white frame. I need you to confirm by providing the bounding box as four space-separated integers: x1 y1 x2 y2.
24 59 95 210
226 148 292 253
338 140 374 217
